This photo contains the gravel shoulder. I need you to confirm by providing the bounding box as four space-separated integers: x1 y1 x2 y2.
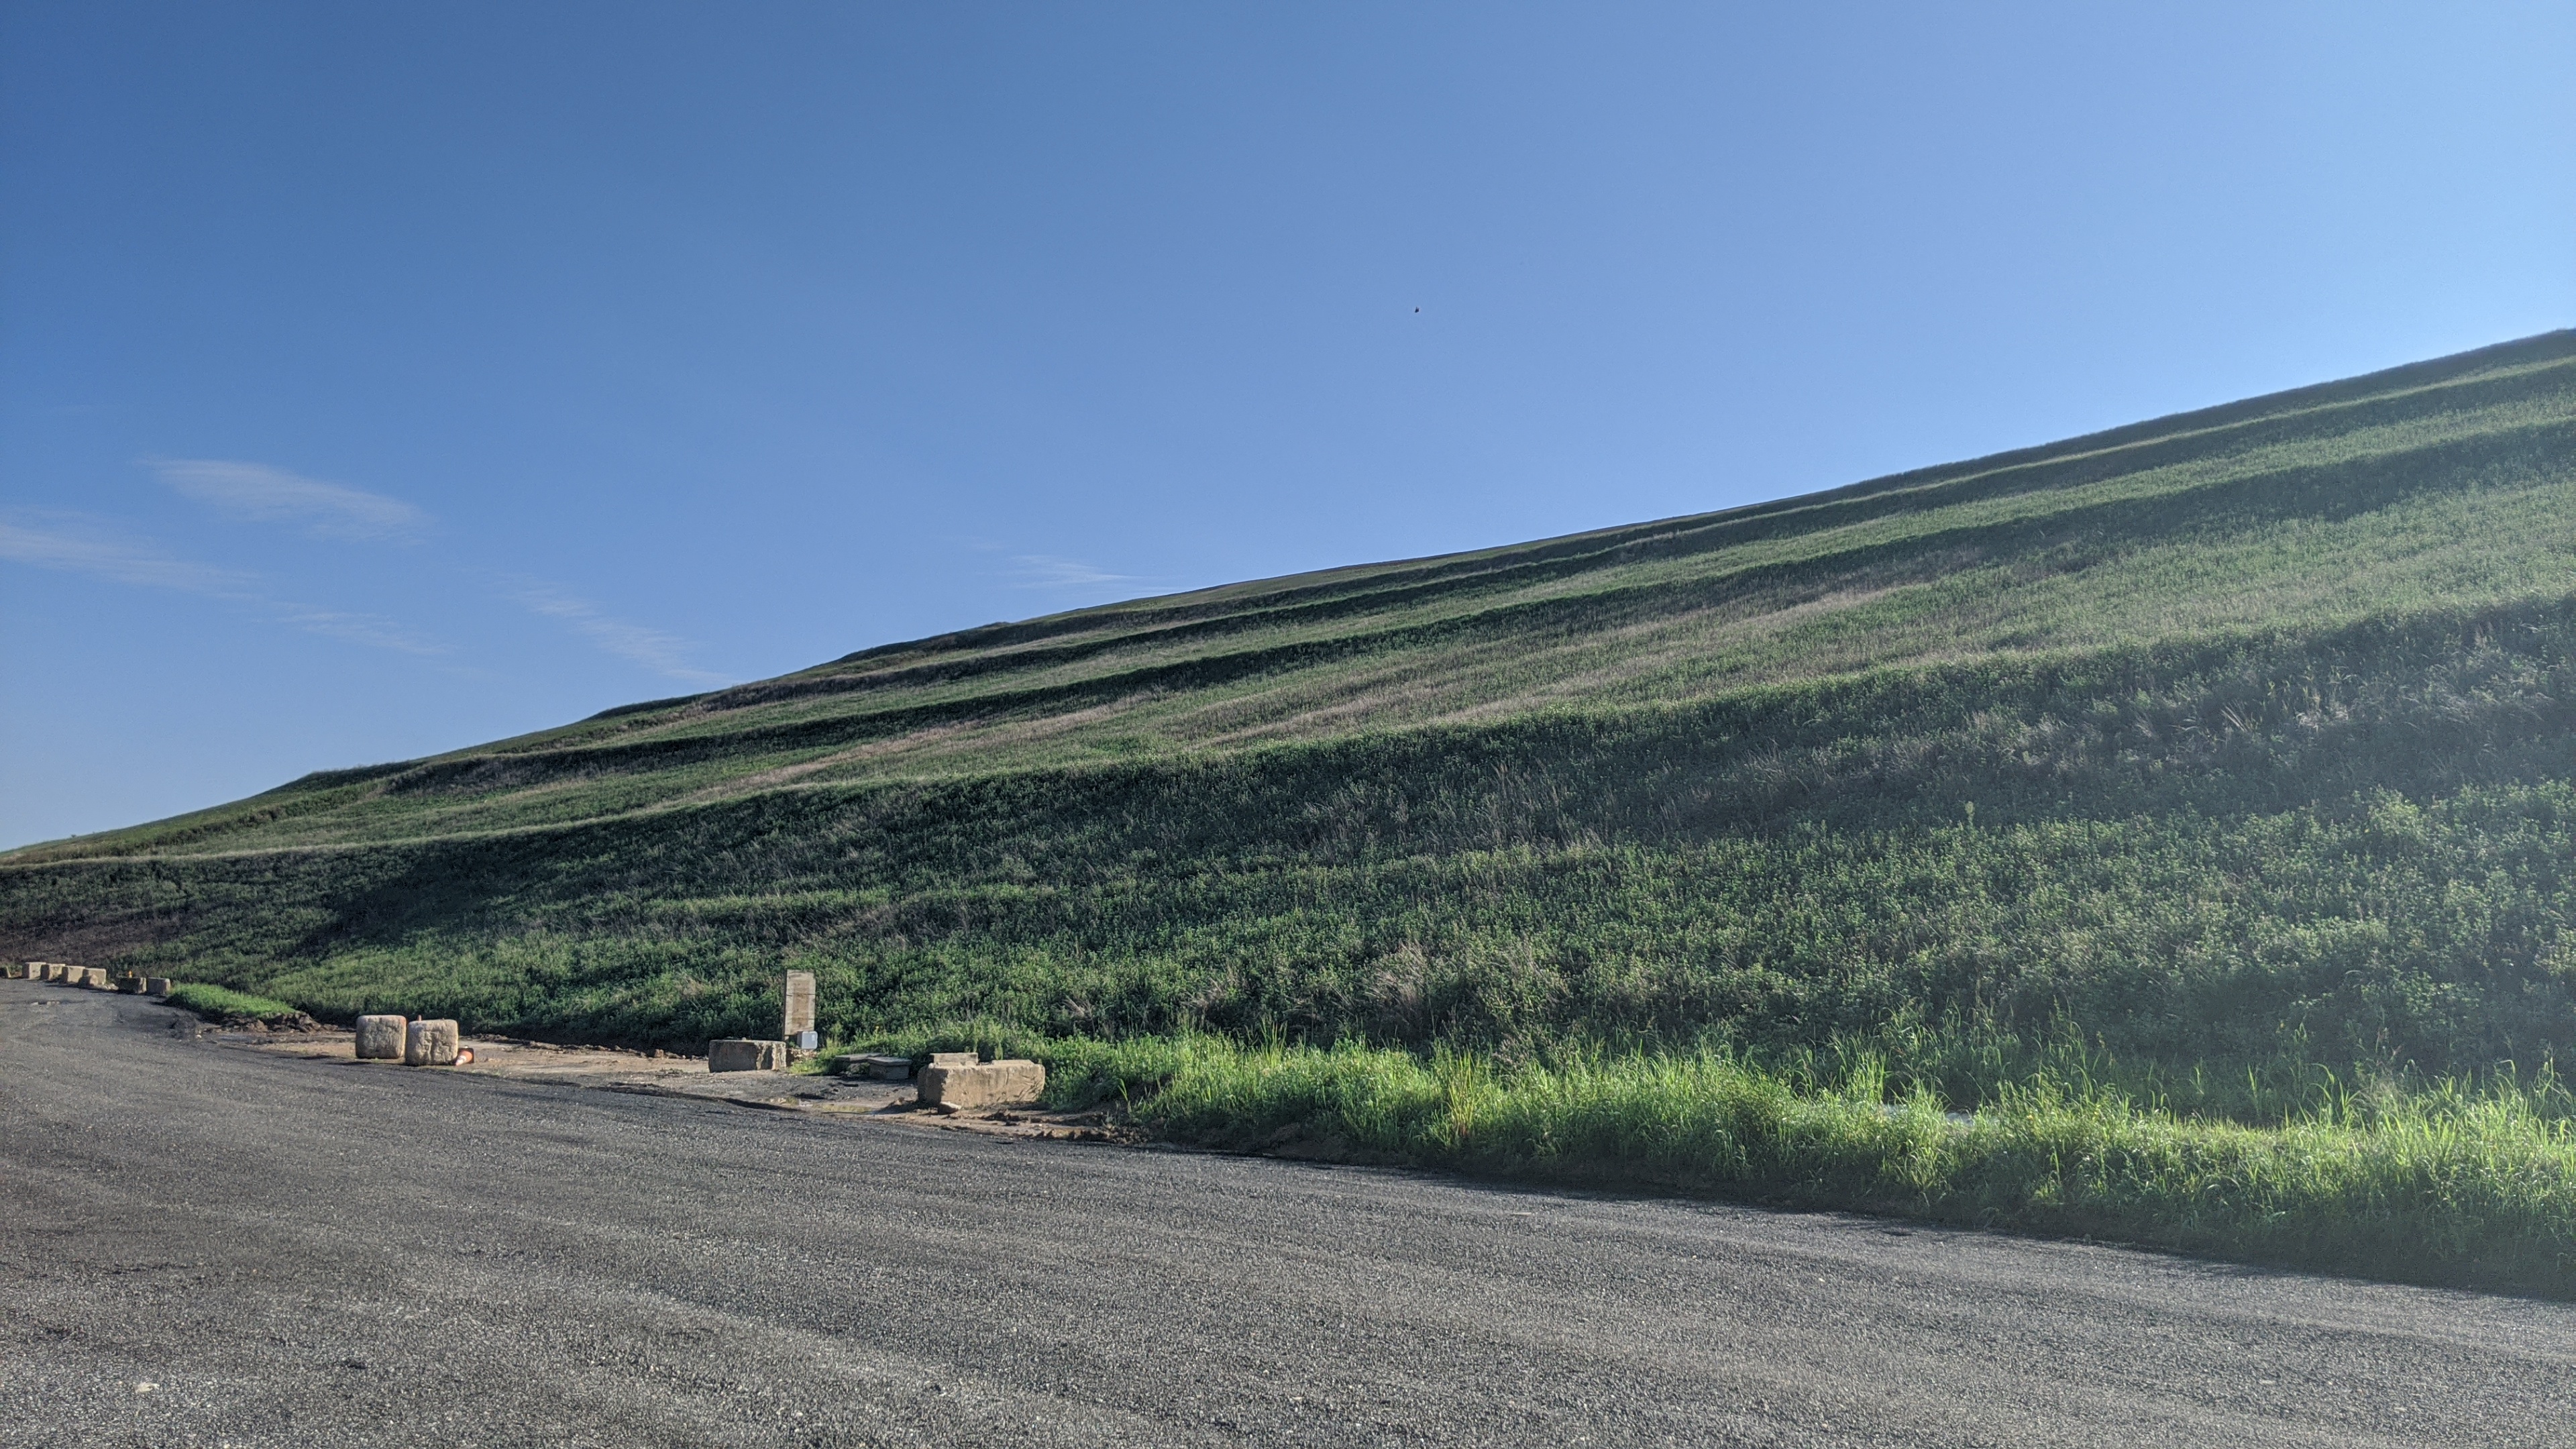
5 979 2573 1448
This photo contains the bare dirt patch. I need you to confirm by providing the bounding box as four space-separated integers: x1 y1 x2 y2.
216 1028 1136 1141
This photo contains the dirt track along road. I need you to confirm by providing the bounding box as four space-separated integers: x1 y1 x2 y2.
3 981 2571 1447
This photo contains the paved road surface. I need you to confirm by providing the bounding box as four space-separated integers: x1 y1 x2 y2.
4 982 2572 1447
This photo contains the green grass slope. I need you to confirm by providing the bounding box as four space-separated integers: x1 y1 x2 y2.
11 330 2576 1290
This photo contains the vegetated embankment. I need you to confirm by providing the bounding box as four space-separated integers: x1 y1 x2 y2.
11 329 2576 1293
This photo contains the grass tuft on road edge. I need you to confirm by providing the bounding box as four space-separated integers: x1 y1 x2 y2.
164 982 305 1024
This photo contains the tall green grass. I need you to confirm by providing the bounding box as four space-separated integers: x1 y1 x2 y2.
864 1028 2576 1295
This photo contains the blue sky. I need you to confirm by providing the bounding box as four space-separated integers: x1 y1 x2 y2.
3 2 2571 849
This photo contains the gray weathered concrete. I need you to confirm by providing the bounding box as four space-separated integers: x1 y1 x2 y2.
402 1018 460 1067
782 970 816 1038
354 1015 407 1060
918 1058 1046 1110
707 1038 786 1073
838 1053 915 1081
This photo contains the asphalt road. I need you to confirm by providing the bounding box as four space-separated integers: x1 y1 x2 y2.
5 983 2573 1448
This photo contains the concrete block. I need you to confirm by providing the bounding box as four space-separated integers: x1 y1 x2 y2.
404 1018 461 1066
3 962 23 979
115 975 147 994
927 1051 981 1070
79 968 112 989
837 1053 914 1081
916 1059 1046 1111
40 963 64 982
708 1038 787 1073
144 978 173 996
783 969 816 1038
355 1014 408 1060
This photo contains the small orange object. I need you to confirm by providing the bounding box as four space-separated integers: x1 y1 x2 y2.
453 1046 476 1065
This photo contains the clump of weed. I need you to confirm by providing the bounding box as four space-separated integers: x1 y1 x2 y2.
164 982 318 1031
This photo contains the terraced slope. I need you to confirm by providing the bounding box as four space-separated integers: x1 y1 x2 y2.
7 330 2576 1096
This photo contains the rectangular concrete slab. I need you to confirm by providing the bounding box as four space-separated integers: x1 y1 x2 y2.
916 1059 1046 1110
144 977 173 996
355 1015 407 1060
708 1038 787 1073
926 1051 980 1069
837 1053 914 1081
404 1019 461 1066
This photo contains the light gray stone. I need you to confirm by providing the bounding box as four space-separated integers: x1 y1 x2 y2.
115 975 147 994
782 970 816 1038
144 977 173 996
916 1059 1046 1111
355 1015 407 1060
837 1053 914 1081
708 1038 787 1073
79 967 112 989
927 1051 980 1069
404 1018 461 1067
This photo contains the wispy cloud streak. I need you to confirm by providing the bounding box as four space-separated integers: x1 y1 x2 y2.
1010 554 1139 589
0 513 447 655
512 584 730 684
0 517 255 593
153 458 429 541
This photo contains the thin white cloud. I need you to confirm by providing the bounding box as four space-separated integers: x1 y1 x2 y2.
512 584 730 684
153 458 429 541
1010 554 1138 589
0 513 448 655
271 606 449 655
0 517 256 594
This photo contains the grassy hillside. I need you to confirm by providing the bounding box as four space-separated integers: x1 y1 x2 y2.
12 329 2576 1290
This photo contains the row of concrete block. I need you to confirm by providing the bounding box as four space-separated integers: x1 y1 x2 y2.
718 1042 1049 1109
11 962 173 994
355 1014 465 1067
